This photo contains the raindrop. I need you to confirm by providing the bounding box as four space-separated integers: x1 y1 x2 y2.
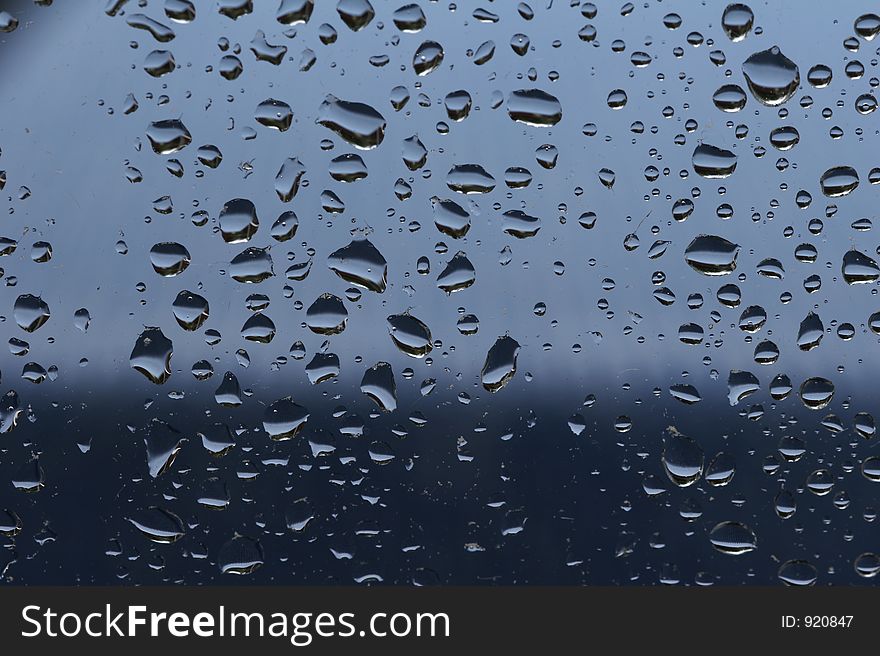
742 46 800 106
130 327 173 384
709 521 756 555
481 336 521 392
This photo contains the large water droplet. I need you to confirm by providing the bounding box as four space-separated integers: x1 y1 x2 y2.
387 313 433 357
481 336 520 392
709 521 757 555
146 119 191 154
819 166 859 197
172 290 209 330
436 251 476 294
328 238 387 292
318 95 386 149
130 327 173 384
360 362 397 412
662 428 703 487
13 294 50 332
692 143 737 178
721 3 754 41
507 89 562 126
263 397 309 440
842 249 879 284
219 198 259 243
685 235 739 275
742 46 800 106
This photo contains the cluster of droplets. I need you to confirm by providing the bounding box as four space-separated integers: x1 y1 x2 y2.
1 0 879 585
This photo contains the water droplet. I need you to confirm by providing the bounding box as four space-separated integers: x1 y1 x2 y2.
685 235 739 275
317 95 386 149
778 560 817 586
502 210 542 238
128 507 185 543
820 166 859 197
146 119 191 154
306 294 348 334
709 521 756 555
219 198 259 243
692 143 737 178
13 294 50 332
481 336 520 392
662 428 703 486
172 290 209 330
263 397 309 440
712 84 747 111
854 13 880 40
413 40 444 75
230 247 273 283
721 4 754 41
274 157 305 202
800 377 834 410
149 242 191 276
436 251 475 294
255 98 293 131
276 0 314 25
218 535 263 575
842 249 879 284
742 46 800 106
446 164 495 194
337 0 374 31
130 327 173 384
360 362 397 412
431 197 471 238
328 238 387 292
507 89 562 126
387 313 433 357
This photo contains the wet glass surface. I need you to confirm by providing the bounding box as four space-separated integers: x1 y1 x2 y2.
0 0 879 585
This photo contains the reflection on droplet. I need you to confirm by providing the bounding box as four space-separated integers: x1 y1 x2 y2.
230 247 273 283
413 40 444 75
437 252 476 294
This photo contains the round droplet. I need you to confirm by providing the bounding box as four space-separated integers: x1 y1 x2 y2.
721 3 753 41
150 242 191 276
